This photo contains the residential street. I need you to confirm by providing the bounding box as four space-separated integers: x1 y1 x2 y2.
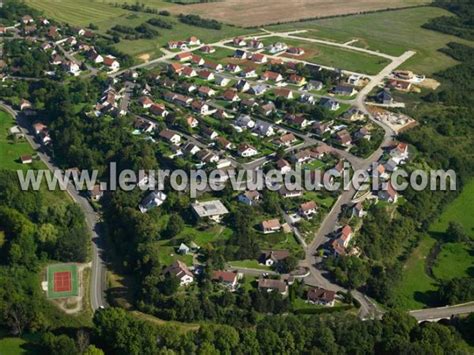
0 102 108 312
2 27 461 322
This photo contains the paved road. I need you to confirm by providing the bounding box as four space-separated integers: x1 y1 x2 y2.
1 102 108 312
300 50 416 319
409 302 474 322
3 30 417 319
227 266 277 277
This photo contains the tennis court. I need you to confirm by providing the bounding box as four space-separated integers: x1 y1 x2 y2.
47 264 79 299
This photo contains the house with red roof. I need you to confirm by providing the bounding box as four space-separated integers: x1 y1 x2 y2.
261 71 283 82
163 261 194 286
307 287 336 307
103 55 120 71
174 52 193 62
251 53 268 64
211 271 240 291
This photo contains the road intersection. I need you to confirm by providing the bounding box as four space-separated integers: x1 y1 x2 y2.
5 29 472 322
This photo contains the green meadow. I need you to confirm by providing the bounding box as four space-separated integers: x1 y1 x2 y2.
267 7 474 74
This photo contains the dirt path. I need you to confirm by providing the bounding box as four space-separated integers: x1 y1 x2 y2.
54 263 90 314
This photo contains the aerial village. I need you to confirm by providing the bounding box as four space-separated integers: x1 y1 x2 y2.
2 14 423 306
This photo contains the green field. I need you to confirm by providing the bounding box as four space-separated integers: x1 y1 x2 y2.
267 7 474 74
228 259 269 270
47 263 79 299
430 179 474 239
393 180 474 310
432 243 474 280
392 234 437 310
0 110 39 170
177 225 233 245
199 47 236 63
0 330 40 355
261 36 389 75
25 0 254 61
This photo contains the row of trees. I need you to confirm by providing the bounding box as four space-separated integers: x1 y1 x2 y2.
88 307 471 354
178 14 222 30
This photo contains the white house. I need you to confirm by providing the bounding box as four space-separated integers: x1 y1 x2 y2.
159 129 181 145
299 201 318 218
103 55 120 71
238 143 258 158
254 120 274 137
235 114 255 129
139 191 167 213
192 200 229 223
307 287 336 307
163 261 194 286
215 75 231 87
238 190 261 206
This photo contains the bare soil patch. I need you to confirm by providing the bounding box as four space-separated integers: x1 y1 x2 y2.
418 78 440 90
222 57 259 71
48 263 89 314
280 48 319 62
138 53 151 63
167 0 430 27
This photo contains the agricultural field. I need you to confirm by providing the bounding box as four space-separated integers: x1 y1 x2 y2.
25 0 255 61
261 36 390 75
100 0 429 27
267 7 474 74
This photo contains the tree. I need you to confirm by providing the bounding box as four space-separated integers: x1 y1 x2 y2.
76 329 90 354
157 274 180 296
165 214 184 238
279 255 298 273
41 333 79 355
446 221 469 242
83 345 105 355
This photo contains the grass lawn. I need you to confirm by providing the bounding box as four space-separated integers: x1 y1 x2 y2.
0 110 71 206
267 7 474 74
26 0 254 62
155 225 232 266
432 243 474 281
156 240 194 266
228 259 269 270
303 159 326 170
0 110 39 171
258 231 302 255
200 48 236 62
392 234 438 310
261 36 390 75
429 179 474 239
177 225 233 245
393 180 474 310
303 191 336 209
0 330 41 355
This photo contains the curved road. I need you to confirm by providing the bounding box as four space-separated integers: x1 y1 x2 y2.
1 102 107 312
5 31 458 320
300 50 416 319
